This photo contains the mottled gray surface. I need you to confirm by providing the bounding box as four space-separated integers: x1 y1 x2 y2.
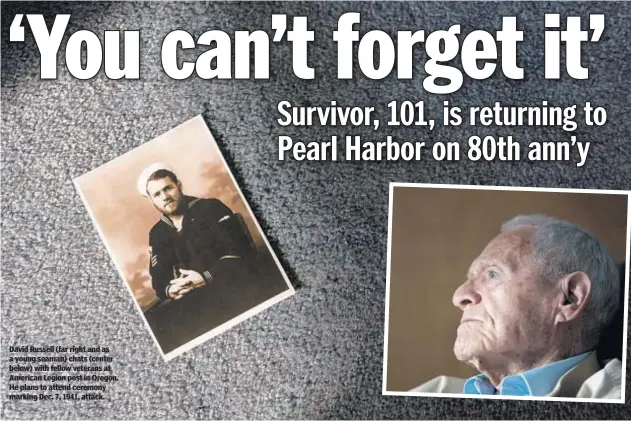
1 1 630 419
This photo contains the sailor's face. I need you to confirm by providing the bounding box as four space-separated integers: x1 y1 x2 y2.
146 177 184 216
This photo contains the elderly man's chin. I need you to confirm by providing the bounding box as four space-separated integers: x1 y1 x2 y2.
453 332 482 362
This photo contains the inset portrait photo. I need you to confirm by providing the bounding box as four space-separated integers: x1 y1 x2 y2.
383 184 629 403
74 116 294 361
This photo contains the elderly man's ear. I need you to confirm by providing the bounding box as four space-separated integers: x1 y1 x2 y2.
555 272 592 323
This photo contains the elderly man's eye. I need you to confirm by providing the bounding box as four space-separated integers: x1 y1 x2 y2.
487 269 498 279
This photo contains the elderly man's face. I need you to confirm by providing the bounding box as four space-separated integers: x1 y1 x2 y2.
146 176 184 216
452 228 559 368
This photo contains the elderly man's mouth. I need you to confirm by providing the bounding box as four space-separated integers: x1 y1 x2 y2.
460 318 482 324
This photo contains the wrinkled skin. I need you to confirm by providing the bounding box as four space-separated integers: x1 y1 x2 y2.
452 227 566 386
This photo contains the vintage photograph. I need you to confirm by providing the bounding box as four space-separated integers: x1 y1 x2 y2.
383 184 629 403
74 115 295 361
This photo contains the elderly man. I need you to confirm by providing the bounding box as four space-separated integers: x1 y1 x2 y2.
411 215 622 399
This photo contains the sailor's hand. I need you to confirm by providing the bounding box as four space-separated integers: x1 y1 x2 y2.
167 277 193 300
179 269 206 289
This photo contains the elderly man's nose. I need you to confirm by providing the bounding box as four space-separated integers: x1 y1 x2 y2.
452 282 481 309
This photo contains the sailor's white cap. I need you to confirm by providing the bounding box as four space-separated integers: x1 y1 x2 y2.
137 162 174 196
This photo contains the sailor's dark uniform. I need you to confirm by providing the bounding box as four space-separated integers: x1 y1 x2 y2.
148 196 249 300
144 195 285 353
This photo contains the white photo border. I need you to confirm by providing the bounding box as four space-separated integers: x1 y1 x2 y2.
382 182 629 405
74 115 295 362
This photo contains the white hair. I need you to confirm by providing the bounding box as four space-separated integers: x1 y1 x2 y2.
501 214 620 340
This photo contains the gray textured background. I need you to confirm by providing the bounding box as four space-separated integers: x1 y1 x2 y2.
2 1 630 419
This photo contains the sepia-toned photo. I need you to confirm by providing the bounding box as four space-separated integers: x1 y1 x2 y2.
383 184 629 403
74 115 295 361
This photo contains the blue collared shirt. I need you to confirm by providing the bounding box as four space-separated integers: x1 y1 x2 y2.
463 352 591 396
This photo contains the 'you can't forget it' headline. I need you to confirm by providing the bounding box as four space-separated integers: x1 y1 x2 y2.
10 12 604 94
